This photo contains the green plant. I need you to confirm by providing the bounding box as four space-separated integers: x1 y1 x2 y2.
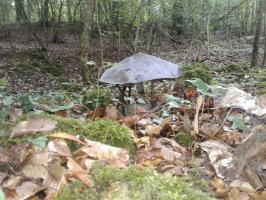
84 119 135 153
82 87 111 110
182 63 212 84
175 132 193 147
57 165 214 200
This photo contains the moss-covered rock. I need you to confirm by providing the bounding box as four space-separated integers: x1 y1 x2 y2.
182 63 212 84
175 132 193 147
57 165 214 200
82 87 111 110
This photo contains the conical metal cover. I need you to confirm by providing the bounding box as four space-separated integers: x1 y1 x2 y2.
99 52 182 84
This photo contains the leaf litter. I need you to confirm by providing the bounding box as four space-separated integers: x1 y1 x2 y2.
0 77 266 199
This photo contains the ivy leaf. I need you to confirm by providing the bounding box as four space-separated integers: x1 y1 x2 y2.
228 116 247 131
137 98 146 105
27 136 49 149
165 95 190 108
161 110 170 118
47 102 74 113
186 78 213 96
20 95 34 113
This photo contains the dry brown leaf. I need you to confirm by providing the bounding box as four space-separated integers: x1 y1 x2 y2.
200 140 237 181
0 172 8 185
5 181 42 200
250 191 266 200
47 140 72 157
74 139 129 168
10 117 57 138
160 117 172 134
85 107 106 120
104 106 120 121
21 148 49 179
9 108 23 122
138 138 186 167
211 178 231 198
54 110 70 117
234 125 266 173
66 158 92 187
225 188 250 200
49 132 88 146
122 115 139 129
22 164 48 180
43 161 67 191
134 136 150 149
229 179 255 193
145 125 162 136
2 176 24 189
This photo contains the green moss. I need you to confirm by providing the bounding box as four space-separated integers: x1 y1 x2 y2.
57 165 214 200
61 82 82 92
182 63 212 84
255 88 266 95
15 114 134 153
45 64 64 77
174 132 193 147
84 119 135 153
82 87 111 110
0 79 8 88
225 63 246 74
0 121 15 137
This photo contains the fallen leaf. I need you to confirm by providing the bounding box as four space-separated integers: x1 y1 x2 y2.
49 132 87 146
0 172 8 185
9 108 23 122
74 139 129 168
5 181 42 200
47 140 72 157
234 125 266 173
66 158 92 187
122 115 139 129
105 106 120 121
10 117 57 138
138 138 186 167
200 140 237 180
145 125 162 136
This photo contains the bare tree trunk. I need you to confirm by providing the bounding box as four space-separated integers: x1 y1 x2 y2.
80 0 94 84
15 0 24 22
207 0 216 58
262 0 266 67
66 0 72 22
251 0 264 68
41 0 49 26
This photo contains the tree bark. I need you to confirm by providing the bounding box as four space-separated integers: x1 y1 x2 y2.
66 0 72 22
251 0 264 68
80 0 94 84
41 0 49 26
15 0 24 22
262 0 266 67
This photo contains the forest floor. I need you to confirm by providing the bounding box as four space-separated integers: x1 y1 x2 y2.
1 26 266 200
0 26 263 93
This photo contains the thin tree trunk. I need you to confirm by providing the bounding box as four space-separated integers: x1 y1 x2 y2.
15 0 24 22
80 0 94 84
207 0 216 58
251 0 264 68
262 0 266 67
66 0 72 22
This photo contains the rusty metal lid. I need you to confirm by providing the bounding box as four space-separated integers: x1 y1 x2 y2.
99 52 182 84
